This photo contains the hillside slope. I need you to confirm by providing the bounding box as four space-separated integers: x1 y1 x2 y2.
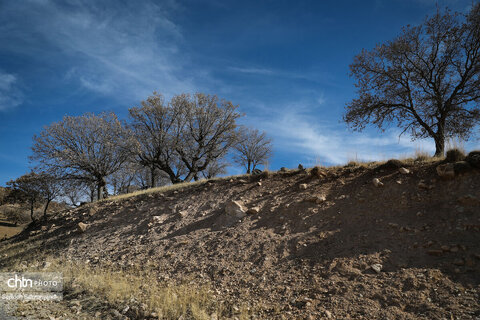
1 160 479 319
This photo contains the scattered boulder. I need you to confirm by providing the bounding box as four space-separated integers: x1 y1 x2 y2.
372 178 383 187
247 207 260 214
77 222 88 233
370 263 383 273
436 163 455 179
299 183 308 190
256 182 262 186
465 151 480 168
398 167 410 174
225 201 247 218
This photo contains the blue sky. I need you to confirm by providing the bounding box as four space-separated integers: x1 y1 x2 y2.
0 0 479 184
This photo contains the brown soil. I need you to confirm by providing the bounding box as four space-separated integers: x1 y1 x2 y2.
1 161 479 319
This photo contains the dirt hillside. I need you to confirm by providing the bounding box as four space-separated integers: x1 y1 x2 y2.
1 159 479 319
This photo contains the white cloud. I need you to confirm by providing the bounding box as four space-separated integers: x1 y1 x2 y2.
229 66 274 75
1 0 198 103
0 71 23 111
250 102 438 166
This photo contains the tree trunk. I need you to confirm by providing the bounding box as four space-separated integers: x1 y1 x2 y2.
97 179 106 201
30 198 35 223
150 167 156 188
434 138 445 157
184 171 196 182
43 199 52 221
247 161 251 174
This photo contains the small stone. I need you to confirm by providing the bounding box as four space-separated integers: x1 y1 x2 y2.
372 178 383 187
77 222 88 233
247 207 260 214
41 226 47 231
441 245 450 252
324 310 332 318
257 182 262 186
225 201 247 218
305 195 326 204
449 246 459 253
399 167 410 174
370 263 382 273
299 183 308 190
418 181 429 189
396 180 402 184
280 167 288 172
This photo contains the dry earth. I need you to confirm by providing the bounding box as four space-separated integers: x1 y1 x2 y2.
0 160 479 319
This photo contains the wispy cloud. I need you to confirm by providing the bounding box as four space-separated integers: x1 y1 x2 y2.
248 101 439 166
0 71 23 111
228 66 274 75
0 0 200 103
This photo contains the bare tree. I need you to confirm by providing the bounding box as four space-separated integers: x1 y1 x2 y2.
129 93 186 185
201 159 229 179
234 126 273 174
7 171 61 223
31 112 134 200
130 92 241 183
171 93 241 182
344 4 480 156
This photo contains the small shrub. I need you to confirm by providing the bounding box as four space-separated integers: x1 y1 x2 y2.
466 150 480 168
445 148 466 163
379 159 404 169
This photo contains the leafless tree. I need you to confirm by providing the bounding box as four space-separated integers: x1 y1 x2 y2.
31 112 134 200
201 159 229 179
171 93 241 182
129 93 186 185
234 126 273 174
7 171 61 222
130 92 241 183
344 4 480 156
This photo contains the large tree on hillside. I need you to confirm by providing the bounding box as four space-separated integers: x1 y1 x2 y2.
233 126 273 174
31 113 134 200
130 92 241 184
344 4 480 156
129 93 186 185
170 93 241 182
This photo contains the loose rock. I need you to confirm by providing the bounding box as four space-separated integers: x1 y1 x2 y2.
398 167 410 174
225 201 247 218
370 263 382 273
77 222 88 233
372 178 383 187
299 183 308 190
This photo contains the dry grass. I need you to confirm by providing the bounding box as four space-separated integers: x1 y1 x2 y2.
1 252 243 320
103 174 249 203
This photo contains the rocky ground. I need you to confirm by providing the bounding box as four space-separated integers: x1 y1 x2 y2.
0 157 479 319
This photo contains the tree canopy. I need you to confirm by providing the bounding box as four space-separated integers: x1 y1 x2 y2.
345 4 480 156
